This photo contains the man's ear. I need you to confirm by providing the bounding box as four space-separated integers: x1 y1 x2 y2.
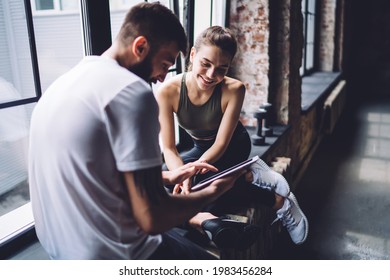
132 36 150 61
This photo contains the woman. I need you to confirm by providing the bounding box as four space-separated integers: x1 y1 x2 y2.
157 26 308 246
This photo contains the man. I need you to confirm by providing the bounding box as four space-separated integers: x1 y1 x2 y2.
29 2 244 260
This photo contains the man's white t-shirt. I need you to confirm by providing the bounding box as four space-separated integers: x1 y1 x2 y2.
29 56 162 259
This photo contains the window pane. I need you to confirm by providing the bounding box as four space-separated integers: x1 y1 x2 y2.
32 1 83 92
194 1 212 42
0 0 37 101
194 0 227 45
300 49 305 75
0 103 35 217
308 0 316 13
0 0 83 222
301 0 316 75
35 0 54 10
307 14 315 43
109 0 139 12
59 0 79 11
306 43 314 70
211 0 226 26
109 0 174 41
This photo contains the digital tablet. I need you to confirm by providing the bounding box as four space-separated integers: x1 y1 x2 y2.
191 155 259 191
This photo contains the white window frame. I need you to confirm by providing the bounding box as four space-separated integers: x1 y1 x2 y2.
301 0 317 76
193 0 227 45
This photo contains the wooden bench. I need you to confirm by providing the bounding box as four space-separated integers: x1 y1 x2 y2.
206 157 292 259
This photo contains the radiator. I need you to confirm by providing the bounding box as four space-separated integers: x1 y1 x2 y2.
323 80 347 134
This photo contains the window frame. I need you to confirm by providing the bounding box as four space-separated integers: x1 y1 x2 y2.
0 0 42 253
301 0 318 76
0 0 229 256
0 0 41 110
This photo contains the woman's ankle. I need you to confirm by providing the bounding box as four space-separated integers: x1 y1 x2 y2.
273 194 285 210
188 212 217 232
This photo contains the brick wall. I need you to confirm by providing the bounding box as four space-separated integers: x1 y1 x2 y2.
227 0 347 186
229 0 270 126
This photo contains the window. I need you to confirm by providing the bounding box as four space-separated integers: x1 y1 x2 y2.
0 0 38 243
0 0 83 245
109 0 185 145
0 0 230 249
31 0 79 13
32 1 83 92
35 0 54 10
193 0 227 44
110 0 183 89
301 0 317 75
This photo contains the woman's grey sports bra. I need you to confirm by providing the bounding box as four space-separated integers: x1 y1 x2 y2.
176 73 223 140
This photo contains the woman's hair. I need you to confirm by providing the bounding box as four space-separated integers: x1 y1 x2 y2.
117 2 188 56
187 26 237 71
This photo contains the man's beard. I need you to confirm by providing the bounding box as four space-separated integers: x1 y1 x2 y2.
128 53 153 83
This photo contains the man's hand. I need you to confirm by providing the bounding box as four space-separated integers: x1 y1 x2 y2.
172 178 192 195
162 161 218 186
198 168 248 200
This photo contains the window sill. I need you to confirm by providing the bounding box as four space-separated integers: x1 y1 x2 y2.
246 125 290 160
0 202 34 244
301 71 342 113
0 202 35 258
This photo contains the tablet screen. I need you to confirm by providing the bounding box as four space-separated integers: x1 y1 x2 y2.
191 155 259 191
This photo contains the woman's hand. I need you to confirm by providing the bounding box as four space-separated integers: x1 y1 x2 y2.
163 161 218 186
194 158 210 175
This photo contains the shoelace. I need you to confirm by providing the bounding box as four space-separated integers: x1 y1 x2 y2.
251 162 279 191
251 167 275 189
278 210 298 230
271 206 297 230
256 181 276 192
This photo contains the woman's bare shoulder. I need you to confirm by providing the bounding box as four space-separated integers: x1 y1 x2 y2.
222 76 246 95
157 74 183 98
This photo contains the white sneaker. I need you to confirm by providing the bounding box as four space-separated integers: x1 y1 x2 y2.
275 192 309 245
250 158 290 197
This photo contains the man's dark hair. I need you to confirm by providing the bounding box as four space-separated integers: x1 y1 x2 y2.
117 2 188 55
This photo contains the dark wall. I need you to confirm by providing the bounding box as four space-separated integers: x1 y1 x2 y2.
345 0 390 103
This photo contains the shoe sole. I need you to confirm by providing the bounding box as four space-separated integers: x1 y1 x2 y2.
289 192 309 244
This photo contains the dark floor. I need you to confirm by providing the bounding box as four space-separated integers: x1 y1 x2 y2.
8 96 390 260
271 96 390 260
